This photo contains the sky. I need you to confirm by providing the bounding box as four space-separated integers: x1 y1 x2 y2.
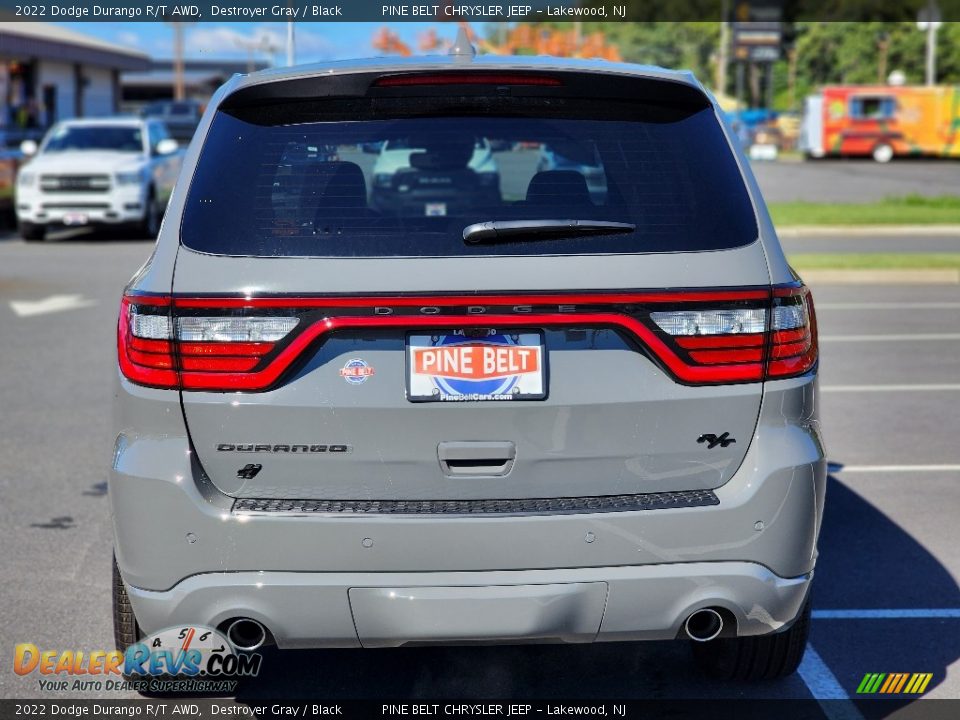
58 21 454 65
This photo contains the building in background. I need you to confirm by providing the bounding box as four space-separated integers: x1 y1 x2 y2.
0 22 149 145
121 59 270 113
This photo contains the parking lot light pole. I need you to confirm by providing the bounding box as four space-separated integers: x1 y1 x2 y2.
286 21 295 66
917 1 942 86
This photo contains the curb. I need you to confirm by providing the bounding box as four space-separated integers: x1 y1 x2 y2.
796 269 960 285
777 225 960 237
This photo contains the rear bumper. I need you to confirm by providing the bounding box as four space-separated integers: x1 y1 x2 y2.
111 372 825 644
126 563 811 648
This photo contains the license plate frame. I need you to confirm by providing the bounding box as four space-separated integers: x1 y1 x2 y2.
406 329 547 403
62 212 89 226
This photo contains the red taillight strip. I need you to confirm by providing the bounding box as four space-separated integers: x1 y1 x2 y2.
181 356 260 372
178 313 762 391
128 349 175 369
120 286 818 391
170 289 769 309
129 337 173 354
689 348 764 365
373 73 563 87
675 333 765 350
179 341 274 357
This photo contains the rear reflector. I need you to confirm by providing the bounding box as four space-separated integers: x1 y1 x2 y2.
118 284 817 391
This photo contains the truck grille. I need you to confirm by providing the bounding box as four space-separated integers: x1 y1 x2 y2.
232 489 719 516
40 175 111 193
40 202 110 210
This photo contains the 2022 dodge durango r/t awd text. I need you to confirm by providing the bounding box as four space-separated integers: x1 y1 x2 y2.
111 47 825 681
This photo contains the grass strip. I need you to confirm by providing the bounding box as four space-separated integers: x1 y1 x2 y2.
770 195 960 226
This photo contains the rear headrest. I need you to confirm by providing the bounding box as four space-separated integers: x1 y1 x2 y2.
525 170 591 206
307 161 368 209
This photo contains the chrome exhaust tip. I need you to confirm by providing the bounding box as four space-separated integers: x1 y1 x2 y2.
226 618 267 652
685 608 724 642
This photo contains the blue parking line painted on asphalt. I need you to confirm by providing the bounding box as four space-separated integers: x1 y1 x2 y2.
813 609 960 619
798 643 864 719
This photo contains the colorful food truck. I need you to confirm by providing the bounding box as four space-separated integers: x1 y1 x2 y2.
800 85 960 162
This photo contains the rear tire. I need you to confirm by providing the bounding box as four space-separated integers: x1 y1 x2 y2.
138 189 161 239
112 552 141 653
691 598 811 680
19 222 46 242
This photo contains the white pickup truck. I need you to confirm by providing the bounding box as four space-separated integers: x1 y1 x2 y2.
15 118 182 241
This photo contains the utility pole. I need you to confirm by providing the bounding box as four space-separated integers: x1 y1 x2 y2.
286 21 295 66
716 0 729 95
164 21 191 101
876 31 890 85
787 45 798 110
917 1 942 86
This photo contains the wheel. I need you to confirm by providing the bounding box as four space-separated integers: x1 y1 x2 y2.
19 221 46 242
691 598 811 680
872 143 894 163
138 189 161 239
112 552 141 653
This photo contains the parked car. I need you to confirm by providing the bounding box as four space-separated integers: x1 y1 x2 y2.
15 118 181 241
140 100 203 144
112 44 823 682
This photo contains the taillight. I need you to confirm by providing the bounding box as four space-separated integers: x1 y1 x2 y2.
118 294 299 390
767 285 818 379
118 285 817 392
118 295 177 388
645 284 817 383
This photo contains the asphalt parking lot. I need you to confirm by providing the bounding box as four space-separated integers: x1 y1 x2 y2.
751 159 960 203
0 228 958 714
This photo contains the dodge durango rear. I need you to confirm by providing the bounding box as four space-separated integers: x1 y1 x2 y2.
110 44 825 682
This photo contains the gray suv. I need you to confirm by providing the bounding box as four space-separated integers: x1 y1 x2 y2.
112 46 824 682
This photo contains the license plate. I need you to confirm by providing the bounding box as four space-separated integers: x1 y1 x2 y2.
407 330 546 402
63 212 89 226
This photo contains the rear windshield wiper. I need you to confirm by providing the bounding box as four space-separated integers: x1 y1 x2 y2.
463 219 636 245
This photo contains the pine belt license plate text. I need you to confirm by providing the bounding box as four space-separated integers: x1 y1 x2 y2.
407 331 546 402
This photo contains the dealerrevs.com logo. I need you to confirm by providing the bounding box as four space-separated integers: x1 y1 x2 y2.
14 625 261 693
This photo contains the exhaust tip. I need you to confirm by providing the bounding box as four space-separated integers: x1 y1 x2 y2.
685 608 724 642
226 618 267 652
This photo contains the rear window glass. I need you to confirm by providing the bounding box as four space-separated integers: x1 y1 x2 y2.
182 89 757 257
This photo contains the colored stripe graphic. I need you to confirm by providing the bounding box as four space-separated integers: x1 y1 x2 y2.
857 672 932 694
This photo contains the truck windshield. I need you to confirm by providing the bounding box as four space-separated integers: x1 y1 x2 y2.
44 126 143 154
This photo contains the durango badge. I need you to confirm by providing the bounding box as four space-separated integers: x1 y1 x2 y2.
340 358 375 385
